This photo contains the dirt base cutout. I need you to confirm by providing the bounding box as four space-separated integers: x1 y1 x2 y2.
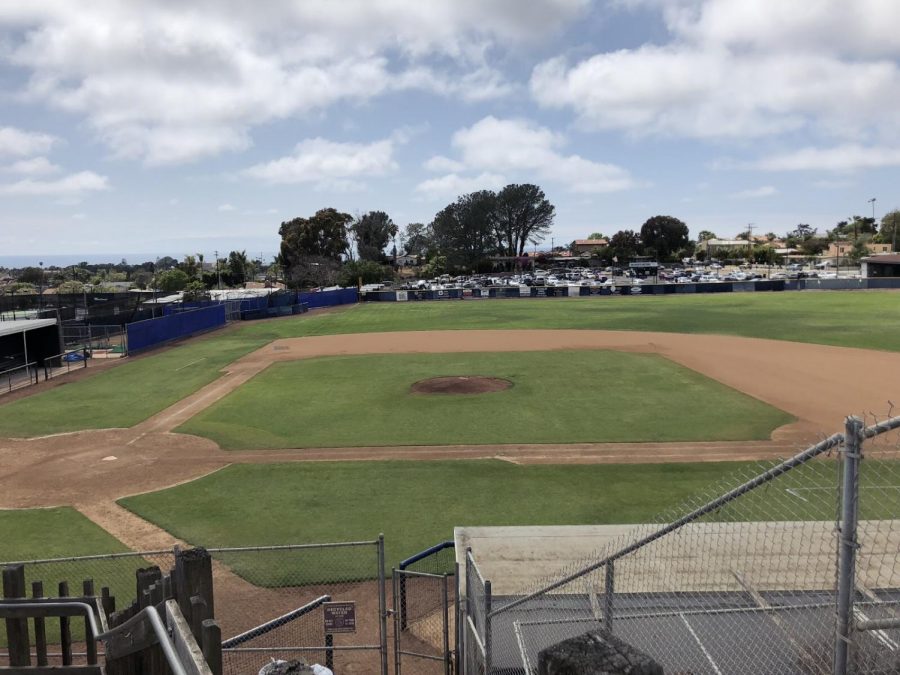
411 375 512 395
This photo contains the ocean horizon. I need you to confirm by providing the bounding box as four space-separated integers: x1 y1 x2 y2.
0 253 279 268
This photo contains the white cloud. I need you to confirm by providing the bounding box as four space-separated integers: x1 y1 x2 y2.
0 127 58 157
2 156 61 175
242 136 399 188
415 172 506 198
530 0 900 147
218 203 236 212
755 144 900 172
421 116 635 194
1 1 586 164
0 171 109 196
424 155 466 173
731 185 777 199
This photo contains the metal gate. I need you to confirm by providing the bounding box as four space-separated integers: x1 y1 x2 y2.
392 569 455 674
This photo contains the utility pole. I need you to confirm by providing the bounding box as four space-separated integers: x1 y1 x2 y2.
746 223 755 265
869 197 877 224
214 250 222 290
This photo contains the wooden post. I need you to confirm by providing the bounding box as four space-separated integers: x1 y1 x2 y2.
174 548 214 622
101 586 116 618
32 580 48 666
136 566 161 602
2 565 29 667
190 596 208 643
59 581 73 666
83 579 98 665
201 619 222 675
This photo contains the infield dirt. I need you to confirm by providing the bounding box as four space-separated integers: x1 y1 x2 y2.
1 328 895 512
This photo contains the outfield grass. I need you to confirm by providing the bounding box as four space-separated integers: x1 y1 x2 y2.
0 507 129 561
242 291 900 352
179 351 792 449
1 291 896 438
0 508 137 644
119 460 756 579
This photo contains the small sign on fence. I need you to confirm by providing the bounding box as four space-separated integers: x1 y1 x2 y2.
323 601 356 634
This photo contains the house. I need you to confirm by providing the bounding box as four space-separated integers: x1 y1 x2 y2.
823 241 892 259
570 239 608 255
394 253 420 267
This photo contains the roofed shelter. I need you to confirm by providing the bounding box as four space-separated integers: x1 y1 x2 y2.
861 254 900 278
0 318 63 375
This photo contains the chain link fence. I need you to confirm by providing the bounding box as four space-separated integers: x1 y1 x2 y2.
1 539 389 675
461 413 900 674
393 541 457 674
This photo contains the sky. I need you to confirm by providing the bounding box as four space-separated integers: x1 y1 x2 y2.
1 0 899 265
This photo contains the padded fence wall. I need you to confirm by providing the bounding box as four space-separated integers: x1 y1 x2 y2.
298 288 358 308
126 304 226 353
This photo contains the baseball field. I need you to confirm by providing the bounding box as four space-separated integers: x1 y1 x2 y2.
1 290 898 661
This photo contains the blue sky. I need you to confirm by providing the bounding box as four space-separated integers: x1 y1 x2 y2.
1 0 899 264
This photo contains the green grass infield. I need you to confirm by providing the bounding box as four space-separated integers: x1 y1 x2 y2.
178 350 793 449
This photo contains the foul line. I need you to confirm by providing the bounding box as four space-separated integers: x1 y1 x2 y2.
680 613 723 675
174 357 207 371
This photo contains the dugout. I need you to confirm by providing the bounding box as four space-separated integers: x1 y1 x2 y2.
0 318 64 372
861 254 900 278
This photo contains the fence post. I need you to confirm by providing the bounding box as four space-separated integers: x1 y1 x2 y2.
377 533 389 675
484 579 492 674
442 574 451 675
834 416 862 675
604 561 615 633
3 564 30 667
392 571 402 675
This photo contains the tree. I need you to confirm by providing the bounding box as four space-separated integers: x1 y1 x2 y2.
154 269 189 292
640 215 689 261
339 260 392 287
696 230 717 242
227 250 251 286
182 280 210 301
352 211 397 261
493 184 554 257
786 224 815 245
157 256 178 270
879 210 900 250
607 230 641 262
179 255 199 279
430 190 497 270
278 208 353 287
403 223 432 257
848 236 871 263
831 216 877 241
588 232 605 240
57 280 85 294
798 237 829 257
18 267 44 285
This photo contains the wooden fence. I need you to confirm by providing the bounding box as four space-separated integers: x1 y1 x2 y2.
1 547 222 675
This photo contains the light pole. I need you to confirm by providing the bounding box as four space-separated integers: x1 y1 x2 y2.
868 197 877 224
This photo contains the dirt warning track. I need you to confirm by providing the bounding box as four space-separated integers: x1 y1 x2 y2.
1 329 896 510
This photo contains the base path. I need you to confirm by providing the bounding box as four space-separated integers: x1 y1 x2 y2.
2 329 898 510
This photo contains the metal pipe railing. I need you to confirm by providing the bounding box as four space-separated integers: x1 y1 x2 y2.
490 432 845 619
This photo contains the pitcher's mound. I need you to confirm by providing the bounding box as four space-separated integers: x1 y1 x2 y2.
411 376 512 395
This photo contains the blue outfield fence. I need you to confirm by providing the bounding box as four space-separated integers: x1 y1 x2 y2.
299 287 358 308
127 304 226 353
